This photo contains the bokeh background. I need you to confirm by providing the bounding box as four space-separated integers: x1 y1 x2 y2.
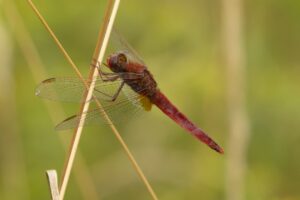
0 0 300 199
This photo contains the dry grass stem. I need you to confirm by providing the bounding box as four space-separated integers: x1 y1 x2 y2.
46 170 60 200
27 0 158 199
4 1 100 199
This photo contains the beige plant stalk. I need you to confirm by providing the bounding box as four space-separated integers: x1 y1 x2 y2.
3 1 100 199
221 0 250 200
27 0 158 199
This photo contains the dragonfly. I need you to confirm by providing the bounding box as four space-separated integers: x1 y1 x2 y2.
35 36 224 154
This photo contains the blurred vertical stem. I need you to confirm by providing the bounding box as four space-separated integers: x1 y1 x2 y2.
221 0 250 200
3 1 100 199
0 15 30 200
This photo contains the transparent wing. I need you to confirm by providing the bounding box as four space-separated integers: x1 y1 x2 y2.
35 76 153 130
35 73 143 103
55 84 152 130
109 30 146 66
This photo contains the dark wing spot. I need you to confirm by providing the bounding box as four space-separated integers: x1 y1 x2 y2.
42 77 56 83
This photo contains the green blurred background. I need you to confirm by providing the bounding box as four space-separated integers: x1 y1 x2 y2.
0 0 299 199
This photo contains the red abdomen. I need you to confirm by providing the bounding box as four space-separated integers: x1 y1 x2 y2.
150 90 224 154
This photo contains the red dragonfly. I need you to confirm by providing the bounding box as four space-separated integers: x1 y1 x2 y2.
36 38 224 154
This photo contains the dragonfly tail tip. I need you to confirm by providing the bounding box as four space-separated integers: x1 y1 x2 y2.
210 143 224 154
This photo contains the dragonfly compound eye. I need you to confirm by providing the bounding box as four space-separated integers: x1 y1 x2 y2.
117 53 127 65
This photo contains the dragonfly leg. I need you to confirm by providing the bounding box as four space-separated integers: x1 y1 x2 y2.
93 88 113 99
91 59 118 80
100 73 119 82
96 65 120 82
91 58 106 70
93 81 125 102
110 81 125 102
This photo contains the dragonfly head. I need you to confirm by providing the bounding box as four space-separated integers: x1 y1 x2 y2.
107 52 128 72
